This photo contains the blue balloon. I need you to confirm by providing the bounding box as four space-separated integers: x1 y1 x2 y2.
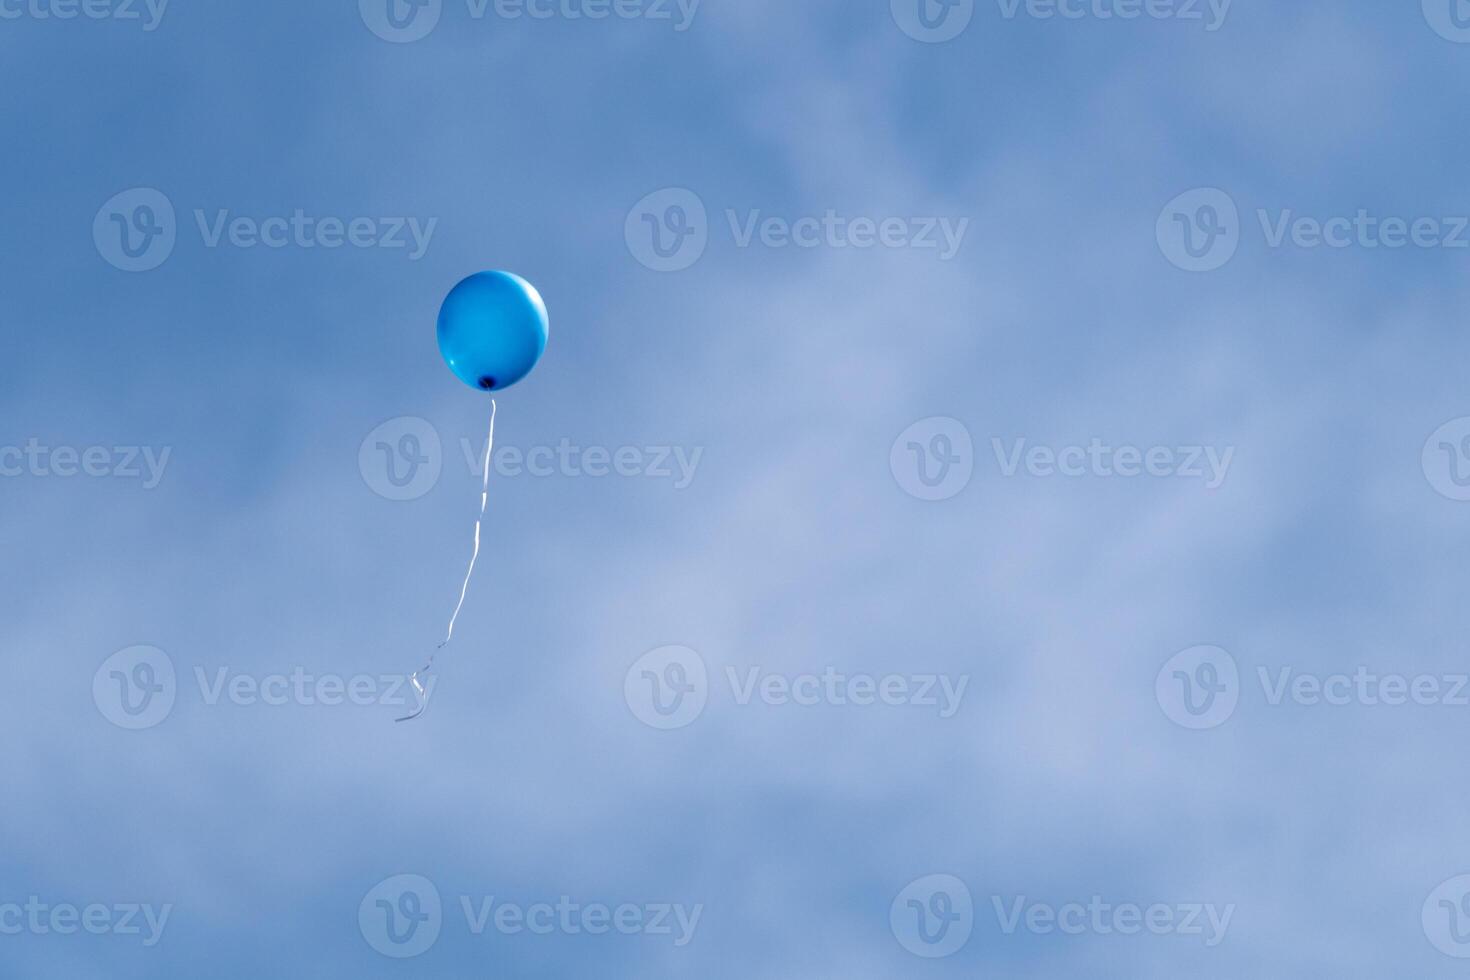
436 271 548 392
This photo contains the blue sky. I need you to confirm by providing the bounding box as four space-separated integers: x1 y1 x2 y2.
5 0 1470 976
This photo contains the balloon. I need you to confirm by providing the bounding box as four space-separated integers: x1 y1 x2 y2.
436 271 548 392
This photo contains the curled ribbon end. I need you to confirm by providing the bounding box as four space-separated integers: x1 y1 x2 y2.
395 669 433 723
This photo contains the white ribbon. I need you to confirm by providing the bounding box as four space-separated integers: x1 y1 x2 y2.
397 398 496 722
